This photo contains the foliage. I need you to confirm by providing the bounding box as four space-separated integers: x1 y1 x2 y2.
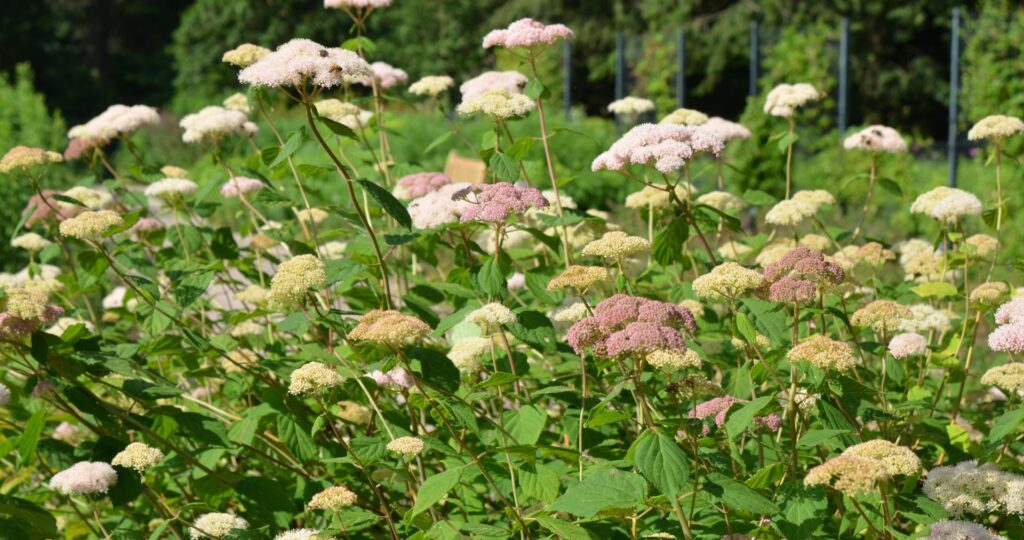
962 0 1024 147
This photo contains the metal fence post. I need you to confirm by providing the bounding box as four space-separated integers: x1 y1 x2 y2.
838 18 850 135
948 7 961 187
563 39 572 121
749 21 760 96
676 30 686 108
615 32 625 132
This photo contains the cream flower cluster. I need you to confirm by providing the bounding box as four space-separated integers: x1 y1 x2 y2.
60 186 112 210
180 106 257 144
409 75 455 97
269 255 328 309
548 265 610 291
222 43 271 68
11 232 51 252
692 262 765 301
466 303 517 332
111 442 165 472
456 89 535 120
190 513 249 539
145 178 199 201
696 191 746 213
764 83 820 117
967 114 1024 142
701 117 751 141
0 145 63 173
787 335 856 372
59 210 123 241
460 71 528 100
288 362 345 395
448 337 492 371
660 108 709 126
911 186 983 223
607 97 655 116
308 485 358 510
764 199 815 227
387 436 425 456
68 104 160 143
980 363 1024 394
347 309 431 346
623 184 692 209
581 231 650 261
923 461 1024 517
851 300 912 333
646 349 702 371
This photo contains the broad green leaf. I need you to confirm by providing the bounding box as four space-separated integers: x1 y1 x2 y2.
317 116 358 140
277 415 316 462
269 127 307 169
358 178 412 229
734 311 758 345
534 515 590 540
706 472 778 514
549 469 647 518
505 405 546 445
986 407 1024 445
797 429 850 449
424 131 454 154
911 282 958 299
0 495 57 540
633 430 690 497
519 463 560 503
652 216 688 266
488 152 519 182
475 256 506 297
18 410 46 466
724 396 773 440
409 466 462 517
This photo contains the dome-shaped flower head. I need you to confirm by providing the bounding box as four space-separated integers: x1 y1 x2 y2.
458 182 548 223
692 262 765 301
701 117 751 142
60 186 111 210
660 108 709 126
238 38 372 89
581 231 650 262
448 336 492 371
804 455 886 496
408 182 474 229
646 349 702 371
547 265 610 292
605 321 687 357
841 439 921 476
888 332 928 358
0 146 63 174
592 123 723 174
347 309 431 346
354 61 408 90
995 297 1024 325
460 71 528 100
111 442 165 472
968 114 1024 143
764 199 814 227
566 294 695 358
988 321 1024 353
180 106 257 144
222 43 271 68
189 512 249 539
981 363 1024 394
11 232 52 253
59 210 123 241
787 335 856 371
764 83 820 117
409 75 455 97
607 97 655 116
466 302 517 333
921 521 1005 540
308 485 357 511
49 461 118 495
387 436 425 456
63 137 100 161
288 362 345 395
763 247 845 303
969 281 1008 308
144 178 198 202
457 89 535 120
269 254 327 309
843 125 908 153
324 0 392 9
482 18 573 49
393 172 450 200
911 186 983 223
851 300 912 333
68 105 159 145
220 176 264 198
923 460 1024 517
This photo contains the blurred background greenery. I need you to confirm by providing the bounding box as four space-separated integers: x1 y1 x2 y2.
1 0 1023 271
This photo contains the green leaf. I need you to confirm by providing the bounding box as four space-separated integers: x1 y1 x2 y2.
409 466 462 517
424 131 454 154
357 179 412 229
776 132 799 153
505 405 547 445
911 282 959 299
742 189 777 206
0 495 57 540
706 472 778 514
734 311 758 345
407 347 460 393
633 430 690 498
475 256 506 297
251 188 294 207
987 407 1024 445
488 152 519 182
533 515 590 540
549 469 647 518
18 410 46 466
519 463 561 503
341 36 376 53
877 177 902 196
775 485 827 539
505 310 556 353
524 79 548 100
270 127 307 169
317 116 358 140
745 463 784 489
724 396 772 440
652 216 688 266
797 429 850 449
173 271 214 307
277 415 316 461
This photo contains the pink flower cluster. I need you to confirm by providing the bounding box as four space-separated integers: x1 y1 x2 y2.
238 38 372 88
990 298 1024 353
23 190 79 227
370 367 414 389
482 18 574 49
0 305 63 338
220 176 264 198
460 71 528 100
357 62 408 90
458 182 548 223
566 294 696 358
591 123 724 174
395 172 451 199
688 396 782 435
762 247 844 303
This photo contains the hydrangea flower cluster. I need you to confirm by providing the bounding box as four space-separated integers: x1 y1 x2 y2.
238 38 372 88
581 231 650 262
762 247 845 303
482 18 573 49
49 461 118 495
660 108 709 126
692 262 766 301
701 117 751 141
787 335 857 372
458 182 548 223
409 75 455 97
923 460 1024 517
269 255 328 309
393 172 451 200
180 106 257 144
607 97 655 116
592 123 724 174
967 114 1024 142
348 309 431 346
911 186 983 223
408 182 474 229
763 83 820 117
0 145 63 173
456 89 536 120
459 71 528 100
567 294 696 358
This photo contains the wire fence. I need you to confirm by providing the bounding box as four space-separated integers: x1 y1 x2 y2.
560 8 972 186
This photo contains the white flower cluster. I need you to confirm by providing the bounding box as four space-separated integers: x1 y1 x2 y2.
180 106 258 144
69 104 160 143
